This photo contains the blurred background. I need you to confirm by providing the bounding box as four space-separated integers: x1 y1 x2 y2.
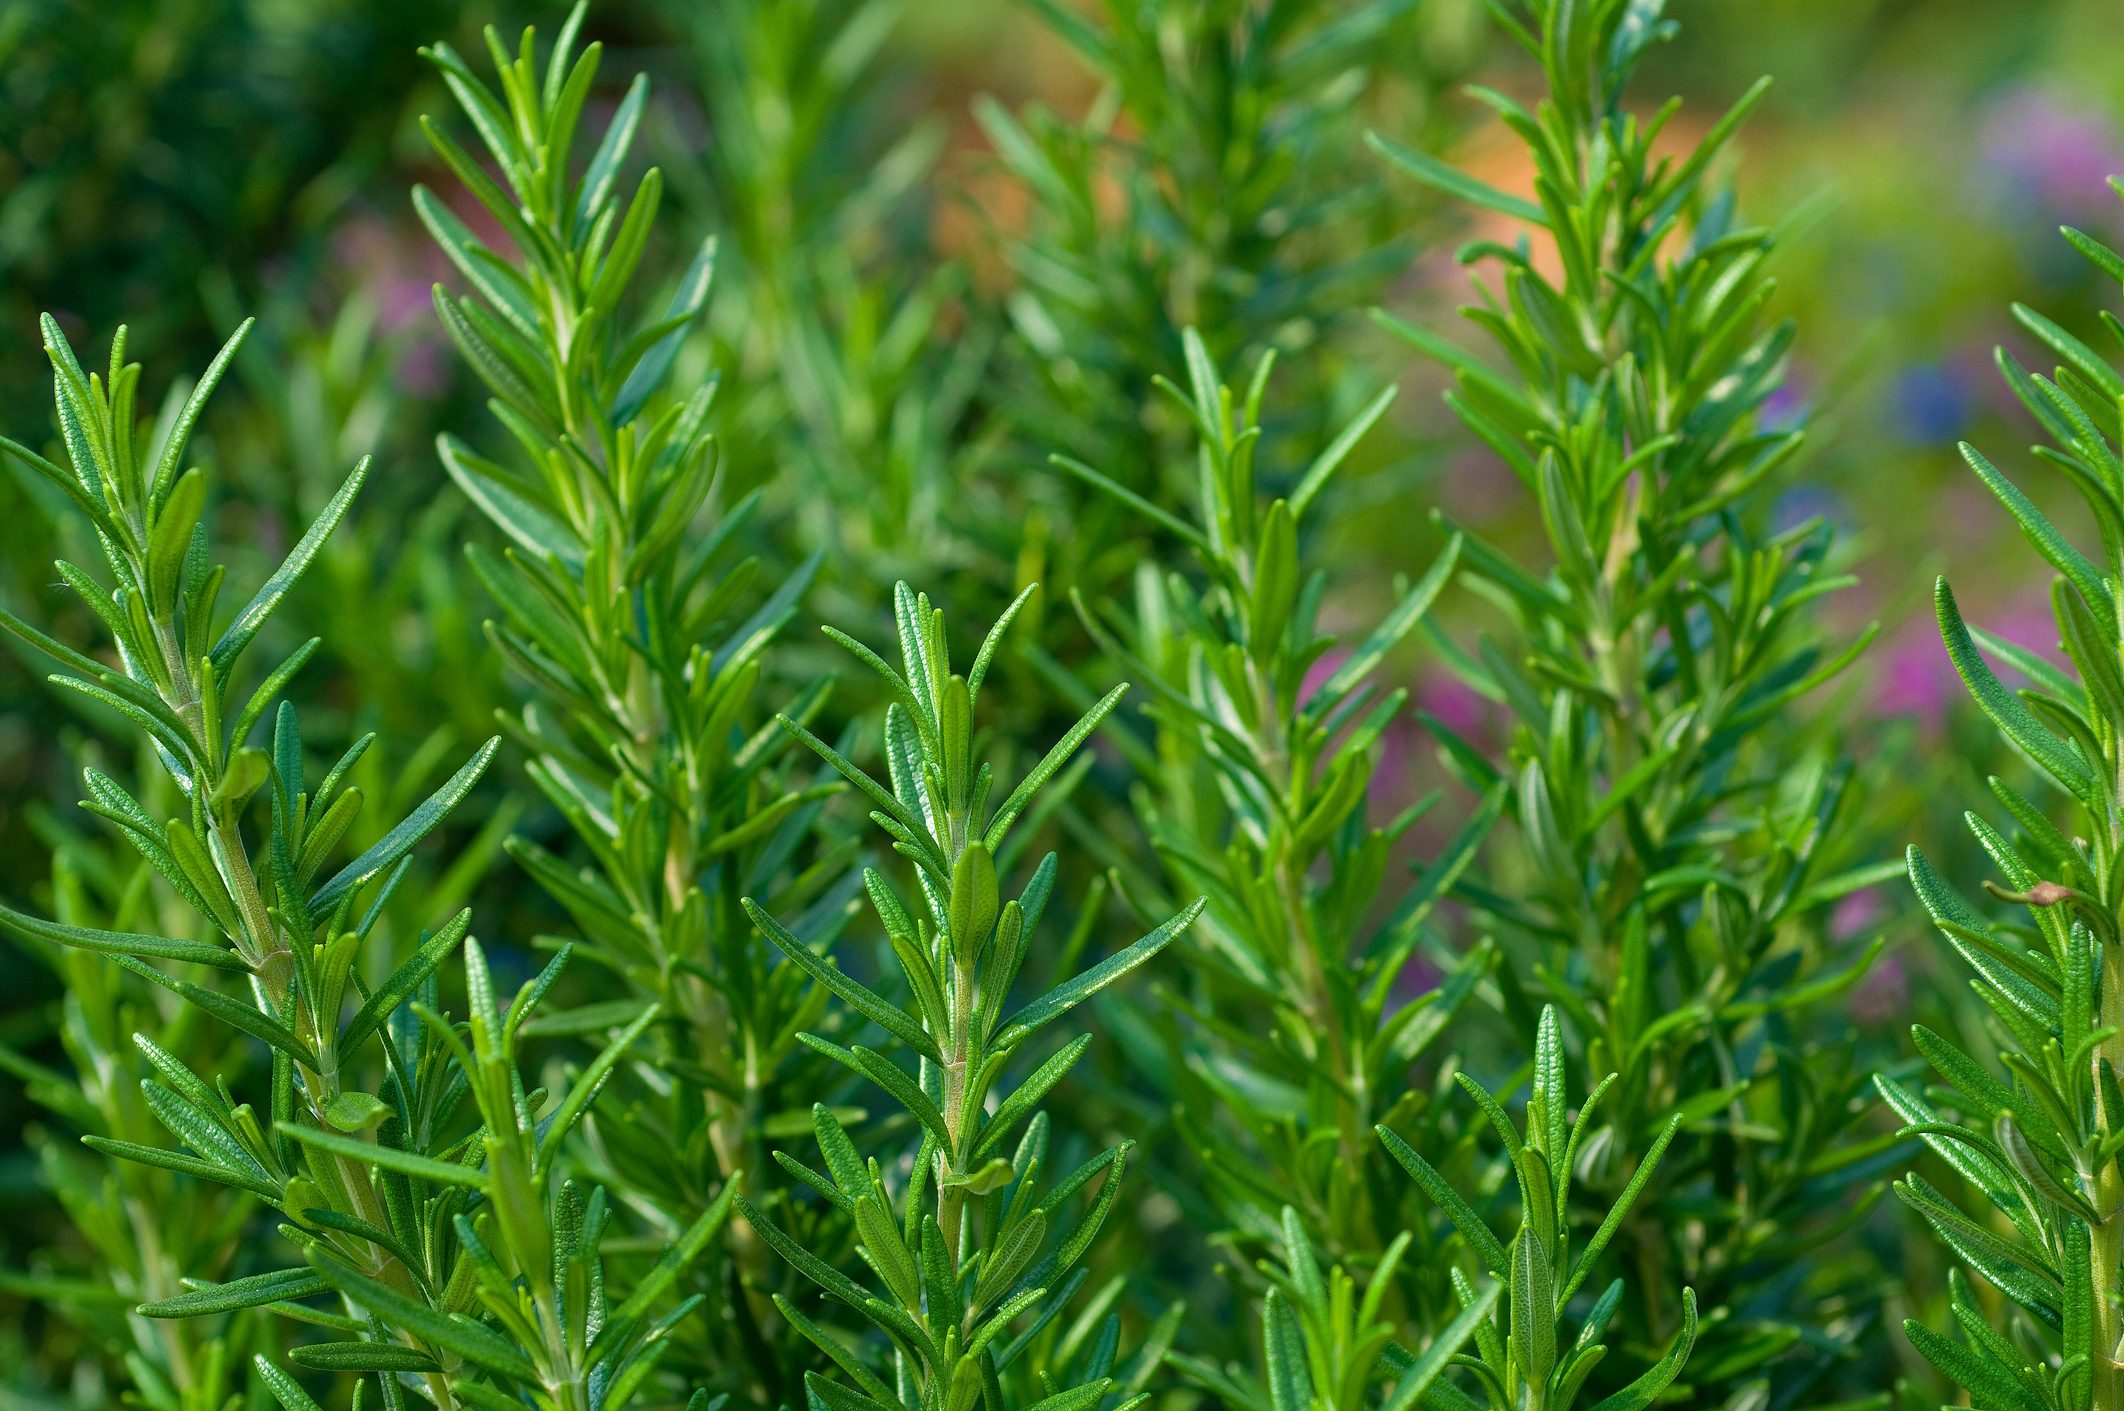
1 0 2120 1400
9 0 2122 771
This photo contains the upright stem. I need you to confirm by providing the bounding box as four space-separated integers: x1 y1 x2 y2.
137 433 462 1409
1246 582 1365 1242
123 1191 194 1389
2097 711 2124 1407
535 1281 591 1411
2095 939 2124 1407
940 950 976 1269
1276 860 1355 1151
147 615 284 986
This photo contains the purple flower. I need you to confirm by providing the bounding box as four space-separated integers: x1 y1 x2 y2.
1977 88 2124 224
1889 362 1972 444
1415 669 1489 740
330 214 457 397
333 216 440 334
1759 377 1808 435
1877 592 2060 727
394 339 451 399
1851 948 1907 1025
1773 484 1848 536
1392 952 1445 1004
1832 886 1885 941
1301 648 1349 709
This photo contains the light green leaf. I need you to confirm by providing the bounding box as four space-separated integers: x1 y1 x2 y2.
211 459 369 673
310 738 498 912
1368 130 1544 221
996 900 1202 1045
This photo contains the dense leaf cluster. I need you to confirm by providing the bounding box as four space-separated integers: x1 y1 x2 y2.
7 2 2121 1410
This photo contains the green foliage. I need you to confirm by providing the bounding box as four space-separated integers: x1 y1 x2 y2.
5 3 2103 1409
0 316 722 1408
1380 1008 1694 1411
739 585 1202 1411
980 0 1420 465
1883 186 2124 1410
1063 329 1484 1323
415 15 859 1403
974 0 1438 643
1169 1210 1497 1411
0 816 259 1411
677 0 989 570
0 287 509 1405
0 0 466 414
1376 0 1893 1399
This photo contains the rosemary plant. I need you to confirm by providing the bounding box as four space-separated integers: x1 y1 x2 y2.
1376 0 1893 1400
0 317 724 1408
979 0 1421 469
12 4 2114 1407
1379 1008 1694 1409
0 294 508 1408
1882 186 2124 1406
974 0 1433 641
739 583 1204 1411
675 0 988 574
1059 331 1484 1314
416 15 854 1402
1169 1210 1496 1411
0 812 256 1410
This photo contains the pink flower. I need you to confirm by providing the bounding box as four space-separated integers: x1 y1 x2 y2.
1978 89 2124 222
1851 948 1907 1026
1415 669 1489 740
1877 592 2060 728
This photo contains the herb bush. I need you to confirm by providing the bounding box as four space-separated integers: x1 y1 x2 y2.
0 0 2116 1408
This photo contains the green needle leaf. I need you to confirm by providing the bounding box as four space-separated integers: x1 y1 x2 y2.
1367 130 1544 221
0 902 243 972
996 898 1203 1045
1933 577 2093 801
281 1123 485 1190
310 737 498 913
748 899 940 1061
139 1267 329 1319
211 458 370 673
